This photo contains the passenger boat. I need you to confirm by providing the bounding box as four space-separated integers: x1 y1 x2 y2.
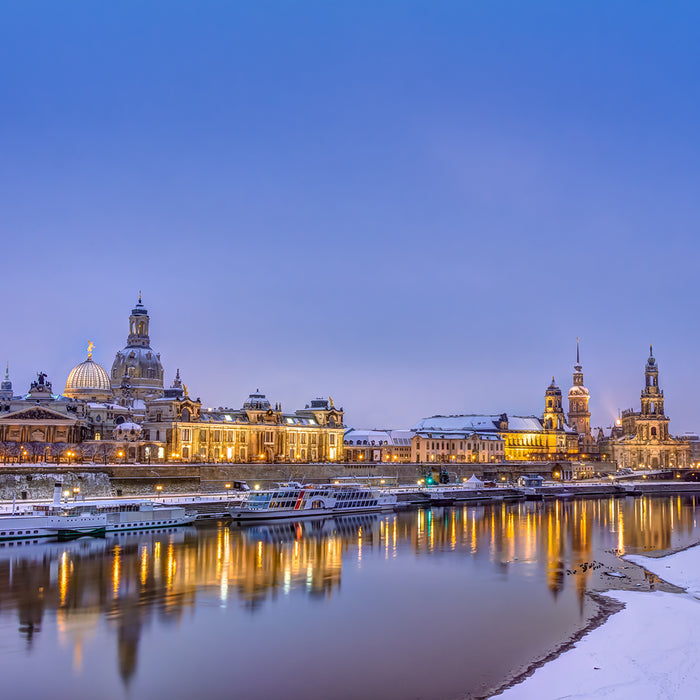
71 499 197 533
229 482 397 522
0 508 107 542
0 484 196 542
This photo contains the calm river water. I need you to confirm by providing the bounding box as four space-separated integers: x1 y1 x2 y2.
0 495 698 700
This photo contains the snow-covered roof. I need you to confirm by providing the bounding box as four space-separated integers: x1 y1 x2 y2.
411 415 501 433
412 413 577 435
344 428 412 446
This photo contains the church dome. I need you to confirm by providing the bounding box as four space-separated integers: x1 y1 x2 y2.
65 344 113 401
568 385 589 397
243 391 270 410
111 296 165 401
113 421 143 442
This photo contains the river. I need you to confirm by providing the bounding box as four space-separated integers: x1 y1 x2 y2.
0 495 698 699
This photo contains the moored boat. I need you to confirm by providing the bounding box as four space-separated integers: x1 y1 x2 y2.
230 482 397 522
0 484 195 542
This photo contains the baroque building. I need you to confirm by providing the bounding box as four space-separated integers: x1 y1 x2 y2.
0 297 345 464
598 347 690 469
343 429 414 463
111 294 165 404
409 378 578 464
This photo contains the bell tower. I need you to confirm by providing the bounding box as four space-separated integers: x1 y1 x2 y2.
543 377 564 430
127 291 151 348
638 345 669 440
567 338 591 436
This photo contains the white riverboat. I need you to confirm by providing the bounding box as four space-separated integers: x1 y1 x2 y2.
71 499 197 533
0 484 196 542
0 507 107 542
230 482 397 522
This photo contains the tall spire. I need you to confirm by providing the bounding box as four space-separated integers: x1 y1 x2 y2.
138 290 142 304
650 342 653 358
576 337 580 365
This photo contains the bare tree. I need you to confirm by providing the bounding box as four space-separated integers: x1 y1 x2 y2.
50 442 67 464
27 442 47 463
95 442 117 465
7 443 20 463
81 443 99 464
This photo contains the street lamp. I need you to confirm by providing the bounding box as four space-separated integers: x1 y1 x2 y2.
72 486 80 500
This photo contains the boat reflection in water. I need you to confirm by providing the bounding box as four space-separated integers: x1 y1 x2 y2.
0 495 698 699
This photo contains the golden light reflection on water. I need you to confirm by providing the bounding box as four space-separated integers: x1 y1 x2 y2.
112 546 120 598
0 496 698 686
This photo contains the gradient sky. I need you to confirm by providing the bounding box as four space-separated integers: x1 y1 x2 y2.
2 2 700 433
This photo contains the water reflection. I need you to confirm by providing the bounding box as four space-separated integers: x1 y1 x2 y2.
0 495 697 696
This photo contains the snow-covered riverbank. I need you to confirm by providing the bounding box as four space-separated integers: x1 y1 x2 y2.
497 545 700 699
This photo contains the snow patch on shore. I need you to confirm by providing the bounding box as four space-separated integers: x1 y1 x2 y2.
497 545 700 699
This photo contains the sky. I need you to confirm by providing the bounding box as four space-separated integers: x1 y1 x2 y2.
1 1 700 432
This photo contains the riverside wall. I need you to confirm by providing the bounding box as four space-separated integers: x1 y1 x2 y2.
0 462 696 500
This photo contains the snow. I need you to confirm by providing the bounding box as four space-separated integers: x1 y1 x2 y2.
498 544 700 699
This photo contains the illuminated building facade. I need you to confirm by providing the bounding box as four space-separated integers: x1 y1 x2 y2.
147 389 345 463
413 379 578 464
0 373 89 459
410 418 506 463
598 347 690 469
0 298 345 464
343 429 413 463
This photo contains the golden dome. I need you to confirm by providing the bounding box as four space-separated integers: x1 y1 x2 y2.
64 343 113 401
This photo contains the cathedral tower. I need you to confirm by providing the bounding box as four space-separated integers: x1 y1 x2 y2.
637 345 669 440
543 377 564 430
567 338 591 436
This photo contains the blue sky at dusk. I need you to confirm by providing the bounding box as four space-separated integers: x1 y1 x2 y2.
2 2 699 431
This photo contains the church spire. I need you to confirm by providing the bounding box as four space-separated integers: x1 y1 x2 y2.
568 339 591 437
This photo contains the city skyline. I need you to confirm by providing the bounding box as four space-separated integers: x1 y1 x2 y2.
2 3 700 431
1 295 695 434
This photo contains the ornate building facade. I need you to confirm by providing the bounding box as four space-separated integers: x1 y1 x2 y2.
598 347 690 469
0 297 345 464
409 379 578 463
343 429 414 463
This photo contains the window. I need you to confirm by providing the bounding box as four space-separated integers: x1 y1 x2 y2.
181 429 191 441
311 434 317 445
213 430 221 442
301 433 307 445
264 431 273 444
239 431 247 443
290 433 297 445
200 430 207 442
329 434 336 446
